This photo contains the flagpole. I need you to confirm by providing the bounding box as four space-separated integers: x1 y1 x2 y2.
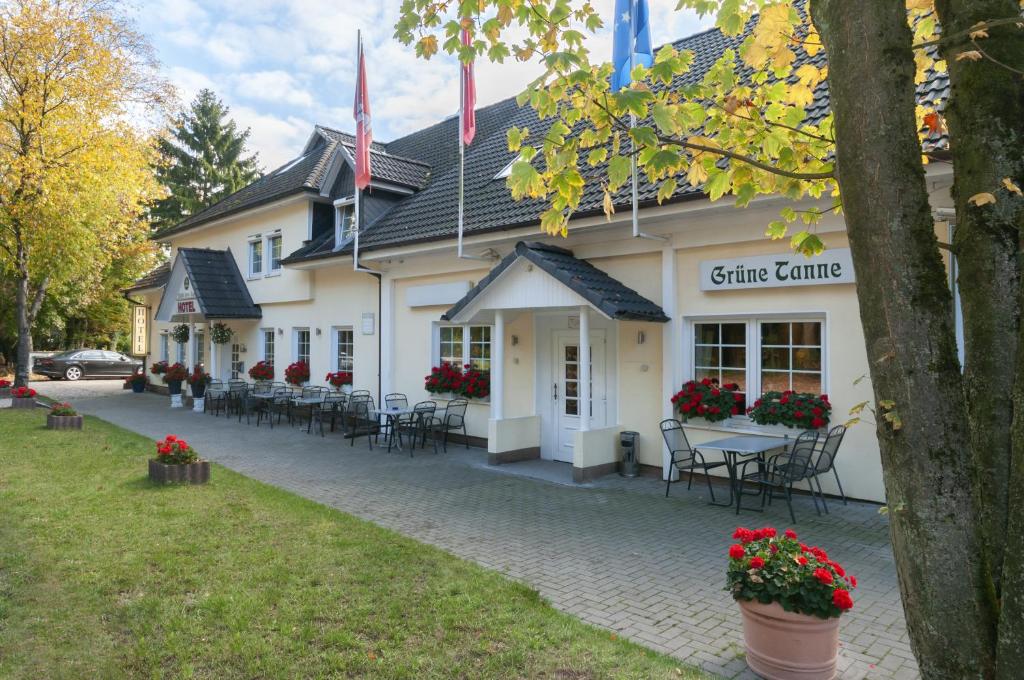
456 26 490 262
627 1 666 242
352 30 375 273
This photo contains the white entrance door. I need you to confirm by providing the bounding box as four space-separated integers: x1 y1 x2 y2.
552 330 606 462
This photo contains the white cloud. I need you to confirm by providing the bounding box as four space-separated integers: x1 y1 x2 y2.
235 70 315 108
230 105 313 169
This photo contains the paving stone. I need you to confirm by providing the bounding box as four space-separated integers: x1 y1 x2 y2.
36 380 921 679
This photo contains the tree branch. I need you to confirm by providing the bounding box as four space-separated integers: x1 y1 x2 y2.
912 17 1023 50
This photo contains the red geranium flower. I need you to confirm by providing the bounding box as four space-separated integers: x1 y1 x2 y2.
798 556 809 566
750 556 765 569
785 529 798 539
814 568 834 585
832 589 854 610
729 544 746 560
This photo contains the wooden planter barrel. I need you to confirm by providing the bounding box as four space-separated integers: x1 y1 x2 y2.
0 387 10 399
11 397 36 409
47 414 83 430
148 459 210 484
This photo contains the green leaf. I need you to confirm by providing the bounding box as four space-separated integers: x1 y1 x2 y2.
608 155 632 190
651 103 678 135
657 178 677 204
766 220 787 239
629 126 659 149
705 168 731 201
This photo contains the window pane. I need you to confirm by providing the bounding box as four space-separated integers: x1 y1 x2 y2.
721 323 746 345
793 348 821 371
694 345 719 367
761 371 790 392
694 367 718 383
791 322 821 346
565 345 577 362
722 346 746 369
792 373 823 394
270 236 282 270
695 324 719 344
564 399 578 415
761 322 789 345
761 347 789 370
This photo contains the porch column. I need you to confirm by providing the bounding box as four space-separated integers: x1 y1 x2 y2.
579 306 591 432
492 310 505 420
209 325 217 380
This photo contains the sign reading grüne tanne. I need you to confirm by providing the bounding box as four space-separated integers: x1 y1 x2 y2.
699 248 855 291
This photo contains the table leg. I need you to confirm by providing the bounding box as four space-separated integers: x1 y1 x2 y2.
707 451 737 507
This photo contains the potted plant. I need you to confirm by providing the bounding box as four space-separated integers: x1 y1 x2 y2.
10 385 37 409
460 366 490 400
671 378 743 423
162 362 189 408
187 365 211 412
148 434 210 484
210 322 233 345
424 362 464 398
170 323 190 344
125 371 148 393
727 527 856 680
0 378 11 398
747 391 832 430
284 360 310 386
47 402 83 430
249 360 274 381
325 370 353 392
149 360 168 377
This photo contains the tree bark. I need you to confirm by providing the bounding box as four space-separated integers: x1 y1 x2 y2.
812 1 997 677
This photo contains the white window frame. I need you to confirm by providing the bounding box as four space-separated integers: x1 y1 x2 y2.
176 339 187 365
331 326 354 372
434 323 492 371
194 330 205 368
261 328 275 369
159 331 169 362
266 231 283 275
248 236 263 278
292 327 310 365
684 313 829 411
334 198 356 250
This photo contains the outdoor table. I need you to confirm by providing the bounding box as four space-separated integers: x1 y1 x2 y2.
371 407 418 452
697 435 791 514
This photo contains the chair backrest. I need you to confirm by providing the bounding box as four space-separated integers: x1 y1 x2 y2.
444 398 468 425
272 386 292 401
207 379 226 395
302 385 327 399
783 430 821 481
228 380 247 394
253 380 271 393
815 424 847 473
385 393 408 409
413 400 436 415
350 389 371 398
660 419 694 461
349 395 374 419
323 392 347 411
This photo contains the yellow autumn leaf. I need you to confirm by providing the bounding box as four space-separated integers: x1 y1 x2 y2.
956 50 983 62
1003 178 1023 196
968 192 997 206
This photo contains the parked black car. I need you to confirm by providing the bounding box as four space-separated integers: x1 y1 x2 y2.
34 349 143 381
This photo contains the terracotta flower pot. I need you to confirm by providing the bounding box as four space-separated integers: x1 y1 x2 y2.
737 599 840 680
47 414 83 430
148 459 210 484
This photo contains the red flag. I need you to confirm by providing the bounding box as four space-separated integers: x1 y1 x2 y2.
353 35 372 190
460 27 476 146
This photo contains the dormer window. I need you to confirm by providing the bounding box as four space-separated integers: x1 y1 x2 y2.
333 197 356 250
494 152 525 180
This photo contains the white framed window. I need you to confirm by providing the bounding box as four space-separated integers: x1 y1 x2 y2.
267 232 282 273
686 315 826 407
248 238 263 277
262 328 275 370
332 326 354 372
159 332 169 362
435 324 491 370
194 330 205 368
293 327 310 365
334 199 356 248
176 339 186 364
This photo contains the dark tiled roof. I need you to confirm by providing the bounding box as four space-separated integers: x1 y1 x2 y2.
179 248 261 319
317 124 433 190
126 261 170 293
443 241 669 323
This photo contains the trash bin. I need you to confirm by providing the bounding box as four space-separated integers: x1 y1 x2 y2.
619 430 639 477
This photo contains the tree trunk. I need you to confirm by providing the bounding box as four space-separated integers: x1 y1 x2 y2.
812 1 997 677
14 270 32 388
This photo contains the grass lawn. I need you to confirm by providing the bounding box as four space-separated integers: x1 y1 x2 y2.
0 408 710 679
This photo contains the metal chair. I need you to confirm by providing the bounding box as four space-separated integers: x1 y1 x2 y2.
811 424 848 510
762 430 822 523
384 393 408 409
205 380 227 416
258 387 293 428
313 392 348 437
395 401 437 455
226 381 247 419
347 396 382 448
293 386 328 431
660 419 728 503
430 399 468 452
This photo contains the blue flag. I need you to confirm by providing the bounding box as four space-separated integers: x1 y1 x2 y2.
611 0 653 92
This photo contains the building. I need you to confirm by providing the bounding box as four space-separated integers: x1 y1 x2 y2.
126 26 956 503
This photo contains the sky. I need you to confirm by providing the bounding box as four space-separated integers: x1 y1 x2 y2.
130 0 712 169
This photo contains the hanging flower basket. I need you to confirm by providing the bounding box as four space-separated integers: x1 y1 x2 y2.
149 434 210 484
210 322 233 344
47 403 83 430
727 527 856 679
170 323 190 344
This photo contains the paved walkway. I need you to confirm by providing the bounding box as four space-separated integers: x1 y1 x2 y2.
30 381 918 679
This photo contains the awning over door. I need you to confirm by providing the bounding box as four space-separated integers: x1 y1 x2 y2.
442 241 669 324
155 248 261 323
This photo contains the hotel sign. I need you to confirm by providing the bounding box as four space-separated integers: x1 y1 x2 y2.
699 249 856 291
176 276 197 315
131 305 149 356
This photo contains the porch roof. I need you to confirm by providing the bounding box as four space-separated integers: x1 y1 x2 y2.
155 248 261 322
442 241 669 323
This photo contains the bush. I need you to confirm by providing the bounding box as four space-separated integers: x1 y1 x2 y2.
726 527 856 619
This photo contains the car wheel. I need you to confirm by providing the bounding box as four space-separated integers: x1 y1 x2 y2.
64 365 83 381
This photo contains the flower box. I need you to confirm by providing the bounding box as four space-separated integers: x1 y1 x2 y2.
47 414 84 430
0 380 10 398
11 397 36 409
148 459 210 484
